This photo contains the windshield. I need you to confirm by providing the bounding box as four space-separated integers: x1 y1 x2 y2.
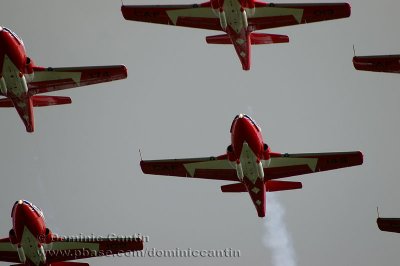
23 200 45 219
3 27 24 47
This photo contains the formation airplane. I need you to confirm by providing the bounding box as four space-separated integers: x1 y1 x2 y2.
0 26 127 132
353 54 400 73
140 114 363 217
0 200 143 266
122 1 351 70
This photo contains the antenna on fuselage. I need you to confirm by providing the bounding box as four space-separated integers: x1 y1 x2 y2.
353 45 356 57
377 206 380 218
139 149 143 161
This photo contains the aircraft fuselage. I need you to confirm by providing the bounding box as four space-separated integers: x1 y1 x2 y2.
11 200 48 265
229 114 270 216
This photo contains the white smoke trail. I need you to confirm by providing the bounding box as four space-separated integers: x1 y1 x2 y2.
263 193 297 266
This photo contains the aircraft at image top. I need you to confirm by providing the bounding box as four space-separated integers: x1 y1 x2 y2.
122 1 351 70
0 26 127 132
140 114 363 217
0 200 143 266
353 54 400 73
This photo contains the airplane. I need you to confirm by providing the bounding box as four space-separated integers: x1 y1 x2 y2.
0 200 144 266
121 1 351 70
353 54 400 73
140 114 363 217
0 26 128 132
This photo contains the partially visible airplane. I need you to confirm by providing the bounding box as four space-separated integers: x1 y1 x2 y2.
140 114 363 217
0 200 143 266
0 26 127 132
377 209 400 233
353 54 400 73
121 1 351 70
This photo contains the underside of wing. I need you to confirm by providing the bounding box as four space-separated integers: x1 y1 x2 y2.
265 151 363 179
0 237 19 263
249 2 350 31
46 237 143 263
28 65 127 95
353 55 400 73
121 4 221 31
377 218 400 233
140 155 238 181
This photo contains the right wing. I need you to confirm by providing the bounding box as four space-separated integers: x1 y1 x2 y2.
265 151 363 179
121 3 222 31
140 155 238 181
248 2 351 31
46 237 143 263
353 55 400 74
28 65 127 95
0 237 19 263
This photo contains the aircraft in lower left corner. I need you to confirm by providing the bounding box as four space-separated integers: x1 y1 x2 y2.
0 200 144 266
140 114 363 218
0 26 127 132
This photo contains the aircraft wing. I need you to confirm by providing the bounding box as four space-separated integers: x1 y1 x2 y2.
140 155 238 181
264 151 363 179
377 218 400 233
121 3 222 31
28 65 127 95
353 55 400 73
46 237 143 263
0 238 19 263
248 2 351 31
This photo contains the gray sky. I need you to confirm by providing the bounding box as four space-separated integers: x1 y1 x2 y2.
1 0 400 265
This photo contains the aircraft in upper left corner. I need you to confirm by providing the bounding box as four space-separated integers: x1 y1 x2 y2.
0 26 128 133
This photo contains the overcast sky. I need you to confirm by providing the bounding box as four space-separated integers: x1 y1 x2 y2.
1 1 400 266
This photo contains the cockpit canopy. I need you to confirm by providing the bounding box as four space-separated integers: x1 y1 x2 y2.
230 114 261 133
11 200 44 220
3 27 24 48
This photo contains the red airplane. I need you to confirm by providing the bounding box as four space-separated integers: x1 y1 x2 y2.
140 114 363 217
353 54 400 73
0 26 127 132
121 1 351 70
377 217 400 233
0 200 143 266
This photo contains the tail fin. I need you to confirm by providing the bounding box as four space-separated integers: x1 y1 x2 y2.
221 183 247 192
206 33 289 45
206 34 232 44
32 96 71 107
265 180 302 192
0 98 14 107
250 33 289 45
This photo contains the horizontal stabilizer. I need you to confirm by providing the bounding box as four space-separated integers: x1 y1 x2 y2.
221 182 247 193
265 180 302 192
32 96 71 107
206 33 288 45
0 98 13 107
250 33 289 45
206 34 231 44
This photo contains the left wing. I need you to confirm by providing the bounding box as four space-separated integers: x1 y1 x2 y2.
121 3 222 31
46 237 143 263
353 55 400 73
248 2 351 31
0 237 19 263
264 151 363 179
28 65 127 95
140 155 238 181
377 218 400 233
